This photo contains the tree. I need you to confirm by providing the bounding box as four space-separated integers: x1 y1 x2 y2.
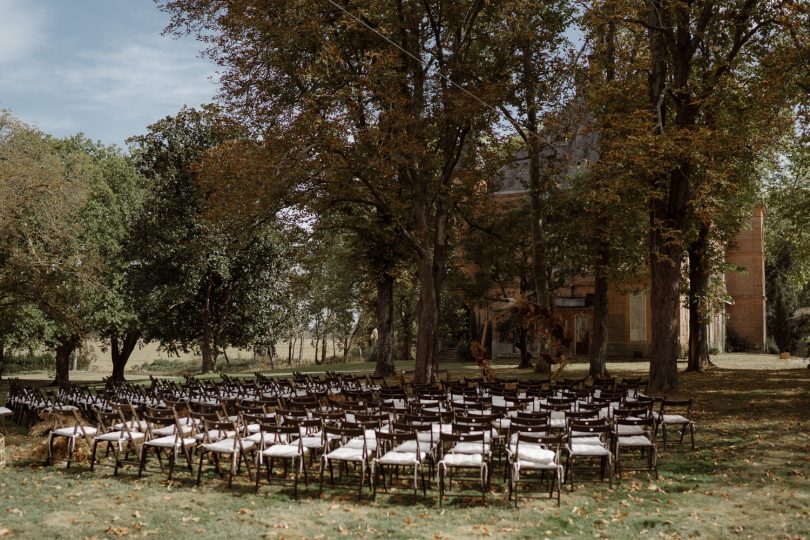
128 106 293 373
763 133 810 353
0 115 124 385
578 0 799 390
458 199 536 368
161 0 513 383
491 0 577 317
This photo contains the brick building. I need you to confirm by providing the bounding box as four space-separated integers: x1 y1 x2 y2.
474 145 767 359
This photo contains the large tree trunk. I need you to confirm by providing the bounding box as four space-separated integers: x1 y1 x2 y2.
54 334 80 386
590 257 610 378
200 274 217 373
516 320 532 369
649 237 683 392
313 333 322 365
687 223 712 372
374 273 396 376
413 181 441 384
111 330 140 382
646 2 688 393
200 320 216 373
520 41 551 312
298 334 303 363
414 254 439 384
399 299 415 362
320 332 327 364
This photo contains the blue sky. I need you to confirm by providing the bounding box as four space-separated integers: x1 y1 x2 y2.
0 0 217 148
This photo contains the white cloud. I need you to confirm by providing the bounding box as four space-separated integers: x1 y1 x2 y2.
0 3 219 146
0 0 49 64
61 39 219 114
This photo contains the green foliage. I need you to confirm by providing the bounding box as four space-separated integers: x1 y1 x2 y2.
764 134 810 352
0 113 143 375
127 106 293 370
2 352 55 374
726 327 755 353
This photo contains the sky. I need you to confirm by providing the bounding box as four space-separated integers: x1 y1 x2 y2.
0 0 218 148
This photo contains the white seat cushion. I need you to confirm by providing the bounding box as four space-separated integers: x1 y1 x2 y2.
570 436 604 445
661 414 692 425
452 442 490 455
394 440 431 453
262 444 307 459
202 438 254 454
325 446 366 462
299 436 324 449
507 444 554 464
96 431 145 442
146 435 197 448
0 407 13 416
52 426 98 437
616 435 653 447
569 443 610 456
376 451 422 466
440 453 484 467
615 425 646 436
152 424 193 437
515 458 559 470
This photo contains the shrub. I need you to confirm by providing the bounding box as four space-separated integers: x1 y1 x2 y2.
456 339 473 362
726 327 755 352
3 352 55 373
708 346 720 355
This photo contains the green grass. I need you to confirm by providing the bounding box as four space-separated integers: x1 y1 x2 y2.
1 358 809 539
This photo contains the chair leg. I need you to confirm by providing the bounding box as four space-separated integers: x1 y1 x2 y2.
46 434 55 465
184 447 195 475
439 467 444 507
293 459 299 500
196 452 205 486
138 445 149 478
359 462 366 499
167 450 176 481
567 455 574 490
90 441 99 472
65 438 74 470
318 458 326 496
372 463 378 501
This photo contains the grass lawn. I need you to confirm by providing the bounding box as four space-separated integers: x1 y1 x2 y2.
0 354 808 539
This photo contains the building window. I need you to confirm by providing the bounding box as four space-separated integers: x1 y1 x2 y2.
629 289 647 342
